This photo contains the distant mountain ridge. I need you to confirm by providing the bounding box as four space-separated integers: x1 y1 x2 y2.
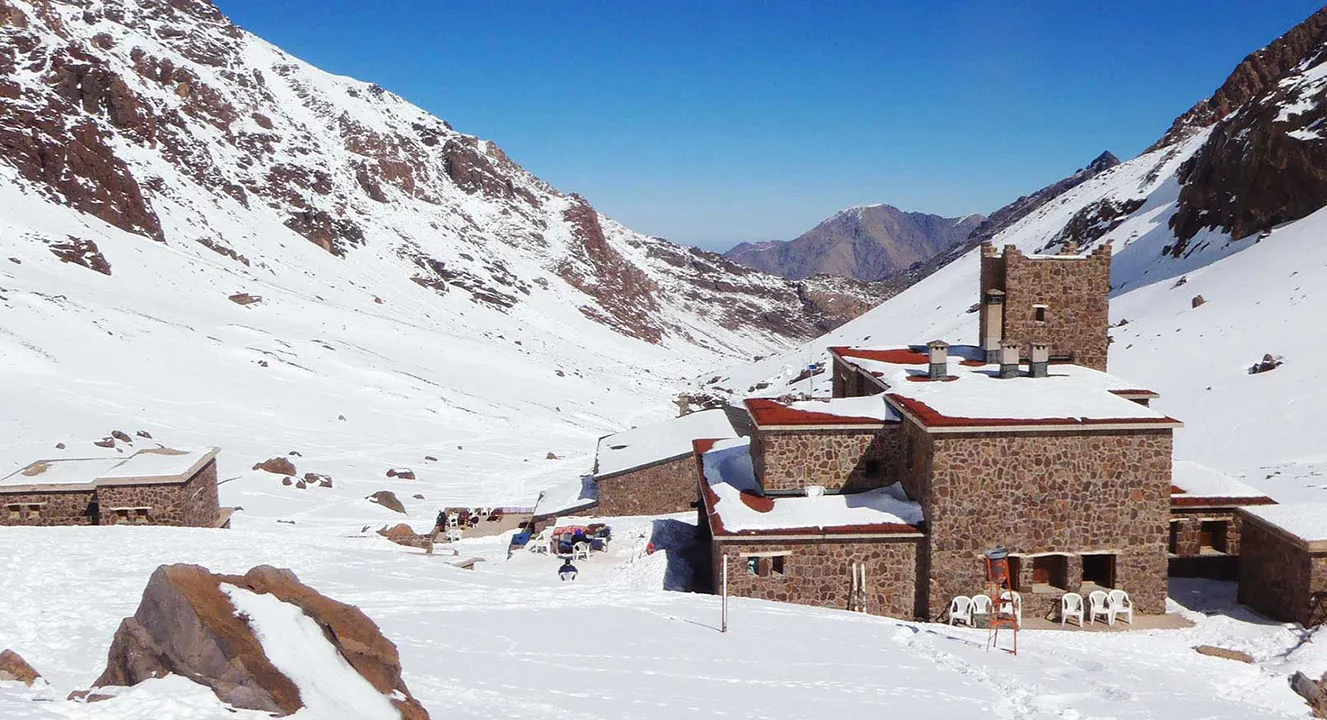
725 204 985 282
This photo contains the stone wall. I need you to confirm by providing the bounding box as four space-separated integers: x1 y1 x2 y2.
980 244 1111 372
753 426 903 494
595 455 698 516
831 357 881 399
1238 519 1327 626
713 536 922 619
0 488 96 526
1168 509 1243 580
96 460 220 527
920 426 1172 618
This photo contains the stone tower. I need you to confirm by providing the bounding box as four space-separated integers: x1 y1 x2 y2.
978 242 1111 372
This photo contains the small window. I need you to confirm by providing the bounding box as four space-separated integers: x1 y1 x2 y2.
7 504 20 521
1168 520 1180 554
1031 555 1068 591
1034 305 1048 322
1081 554 1115 588
746 557 760 576
26 504 40 520
1007 556 1023 591
1200 520 1228 553
771 555 786 576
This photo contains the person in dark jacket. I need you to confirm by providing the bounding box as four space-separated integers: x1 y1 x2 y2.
559 558 578 581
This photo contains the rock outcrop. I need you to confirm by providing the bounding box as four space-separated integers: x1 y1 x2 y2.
252 457 296 475
0 649 42 686
93 563 429 719
368 490 405 514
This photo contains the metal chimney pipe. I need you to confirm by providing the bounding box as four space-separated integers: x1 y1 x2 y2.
927 341 949 381
1030 342 1051 378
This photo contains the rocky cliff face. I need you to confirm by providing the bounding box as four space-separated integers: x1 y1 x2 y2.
726 204 984 281
0 0 875 351
965 151 1120 246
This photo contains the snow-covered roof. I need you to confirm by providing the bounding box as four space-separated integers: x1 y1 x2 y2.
697 437 923 537
1242 503 1327 547
831 345 1181 431
745 395 900 428
534 474 598 519
1170 461 1274 507
594 409 737 478
0 447 219 492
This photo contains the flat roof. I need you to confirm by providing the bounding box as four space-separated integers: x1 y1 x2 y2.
0 447 219 493
744 396 900 429
830 345 1182 432
696 437 924 538
1170 461 1275 508
594 409 737 478
1242 503 1327 549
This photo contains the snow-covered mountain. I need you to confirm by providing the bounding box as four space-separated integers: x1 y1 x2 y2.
725 204 984 282
709 7 1327 500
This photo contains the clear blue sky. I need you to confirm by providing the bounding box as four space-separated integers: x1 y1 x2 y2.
215 1 1323 251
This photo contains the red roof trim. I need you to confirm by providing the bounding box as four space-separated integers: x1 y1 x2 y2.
743 398 894 428
886 393 1181 429
1110 388 1161 398
693 439 922 538
830 346 928 365
1170 495 1277 508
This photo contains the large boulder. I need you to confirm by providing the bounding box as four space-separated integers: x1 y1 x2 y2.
252 457 296 475
93 564 429 719
368 490 406 514
0 649 42 686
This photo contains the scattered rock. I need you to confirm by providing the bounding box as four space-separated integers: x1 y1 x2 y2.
1291 671 1327 718
338 414 347 421
373 296 384 304
55 442 65 450
423 455 437 462
1191 294 1206 308
257 359 269 367
135 430 152 439
1194 645 1253 663
7 257 18 264
228 292 262 306
378 524 434 553
386 468 416 480
456 445 463 450
1172 275 1188 288
276 519 296 525
294 480 307 489
281 477 292 486
555 369 565 377
93 437 115 448
111 430 132 443
965 302 980 314
49 238 112 275
91 564 431 718
252 457 297 475
368 490 406 514
0 649 42 686
546 452 559 460
412 494 425 500
288 450 302 457
304 472 331 488
67 689 114 702
1249 353 1284 375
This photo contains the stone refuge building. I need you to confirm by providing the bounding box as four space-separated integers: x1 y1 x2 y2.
591 409 738 516
1168 461 1275 580
978 242 1112 371
1237 504 1327 627
0 447 222 527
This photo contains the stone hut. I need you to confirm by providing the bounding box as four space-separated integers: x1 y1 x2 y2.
743 395 902 493
0 447 222 527
978 242 1112 371
592 409 737 516
1168 461 1276 580
1237 503 1327 627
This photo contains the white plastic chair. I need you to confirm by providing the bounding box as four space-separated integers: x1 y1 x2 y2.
572 541 590 560
948 596 974 626
971 594 992 621
999 590 1023 626
446 513 459 528
527 528 552 554
1108 589 1134 625
1088 590 1112 625
1061 592 1085 628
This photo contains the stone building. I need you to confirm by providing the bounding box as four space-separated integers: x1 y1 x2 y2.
978 242 1111 371
1237 504 1327 627
0 447 223 527
1168 461 1275 579
592 409 737 516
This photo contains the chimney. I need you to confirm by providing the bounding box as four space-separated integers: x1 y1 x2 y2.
998 341 1020 379
1030 342 1050 378
980 289 1005 363
927 341 949 381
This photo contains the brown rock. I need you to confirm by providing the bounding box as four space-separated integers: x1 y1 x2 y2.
0 649 42 686
281 477 292 486
424 455 437 462
1191 295 1206 308
55 442 66 450
1193 645 1253 663
49 238 113 275
412 494 425 500
1291 670 1327 718
111 430 132 443
228 292 262 306
252 457 296 475
92 564 430 718
368 491 406 514
378 523 434 553
294 480 307 489
136 430 152 439
546 452 559 460
93 437 115 448
387 468 415 480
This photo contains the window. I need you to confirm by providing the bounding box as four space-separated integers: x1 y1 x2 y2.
1031 555 1068 591
1200 520 1229 553
7 504 20 521
26 504 40 520
746 557 760 576
771 555 786 576
743 553 790 579
1034 305 1048 323
1007 556 1023 591
1081 554 1115 588
1168 520 1181 554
